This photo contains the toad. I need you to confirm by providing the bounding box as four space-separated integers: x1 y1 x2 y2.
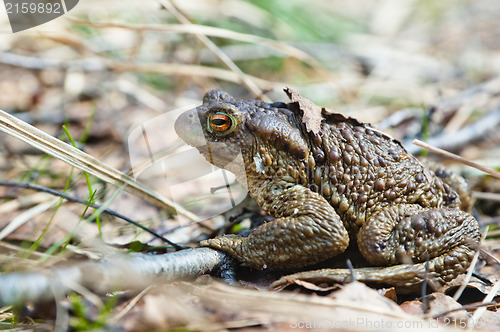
174 89 480 291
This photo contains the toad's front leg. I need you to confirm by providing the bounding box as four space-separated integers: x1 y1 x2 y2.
201 185 350 269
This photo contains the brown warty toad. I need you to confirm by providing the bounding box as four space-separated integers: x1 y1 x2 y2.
174 89 480 291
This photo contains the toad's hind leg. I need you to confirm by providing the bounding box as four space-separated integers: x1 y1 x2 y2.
271 265 437 293
358 204 480 288
270 263 454 294
201 185 350 270
272 205 480 292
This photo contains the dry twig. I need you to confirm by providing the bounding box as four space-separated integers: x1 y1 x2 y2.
412 139 500 179
0 248 226 306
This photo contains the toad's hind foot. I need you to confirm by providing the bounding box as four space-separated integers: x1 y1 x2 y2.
270 262 455 294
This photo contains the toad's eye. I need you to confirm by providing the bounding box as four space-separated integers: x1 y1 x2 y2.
207 112 236 135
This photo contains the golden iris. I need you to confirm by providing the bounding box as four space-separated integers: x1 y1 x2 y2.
207 112 236 134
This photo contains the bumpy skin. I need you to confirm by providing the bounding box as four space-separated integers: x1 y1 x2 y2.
174 90 481 290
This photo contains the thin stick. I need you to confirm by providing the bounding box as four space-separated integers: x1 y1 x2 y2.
66 19 322 66
471 278 500 325
0 180 184 249
452 227 488 301
0 52 280 91
451 249 481 301
412 139 500 179
109 285 155 323
472 191 500 202
432 301 498 319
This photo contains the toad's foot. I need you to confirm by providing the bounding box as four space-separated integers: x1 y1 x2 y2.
270 265 438 294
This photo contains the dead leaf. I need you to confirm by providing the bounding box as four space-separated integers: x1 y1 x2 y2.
329 282 404 314
117 284 211 331
443 267 499 300
473 310 500 330
284 87 324 134
291 279 341 292
400 300 425 316
428 293 470 324
198 280 422 328
380 287 398 302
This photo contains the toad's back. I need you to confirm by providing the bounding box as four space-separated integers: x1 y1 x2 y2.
292 117 464 236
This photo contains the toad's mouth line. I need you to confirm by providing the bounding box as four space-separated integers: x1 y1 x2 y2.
193 144 244 169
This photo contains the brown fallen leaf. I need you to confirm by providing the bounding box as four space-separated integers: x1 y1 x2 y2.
380 287 398 302
198 280 422 328
443 266 499 300
289 279 341 292
472 310 500 330
400 300 425 316
284 87 325 134
427 293 470 324
328 282 403 313
283 87 379 136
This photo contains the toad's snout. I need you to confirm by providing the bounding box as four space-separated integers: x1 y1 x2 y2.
174 109 207 148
